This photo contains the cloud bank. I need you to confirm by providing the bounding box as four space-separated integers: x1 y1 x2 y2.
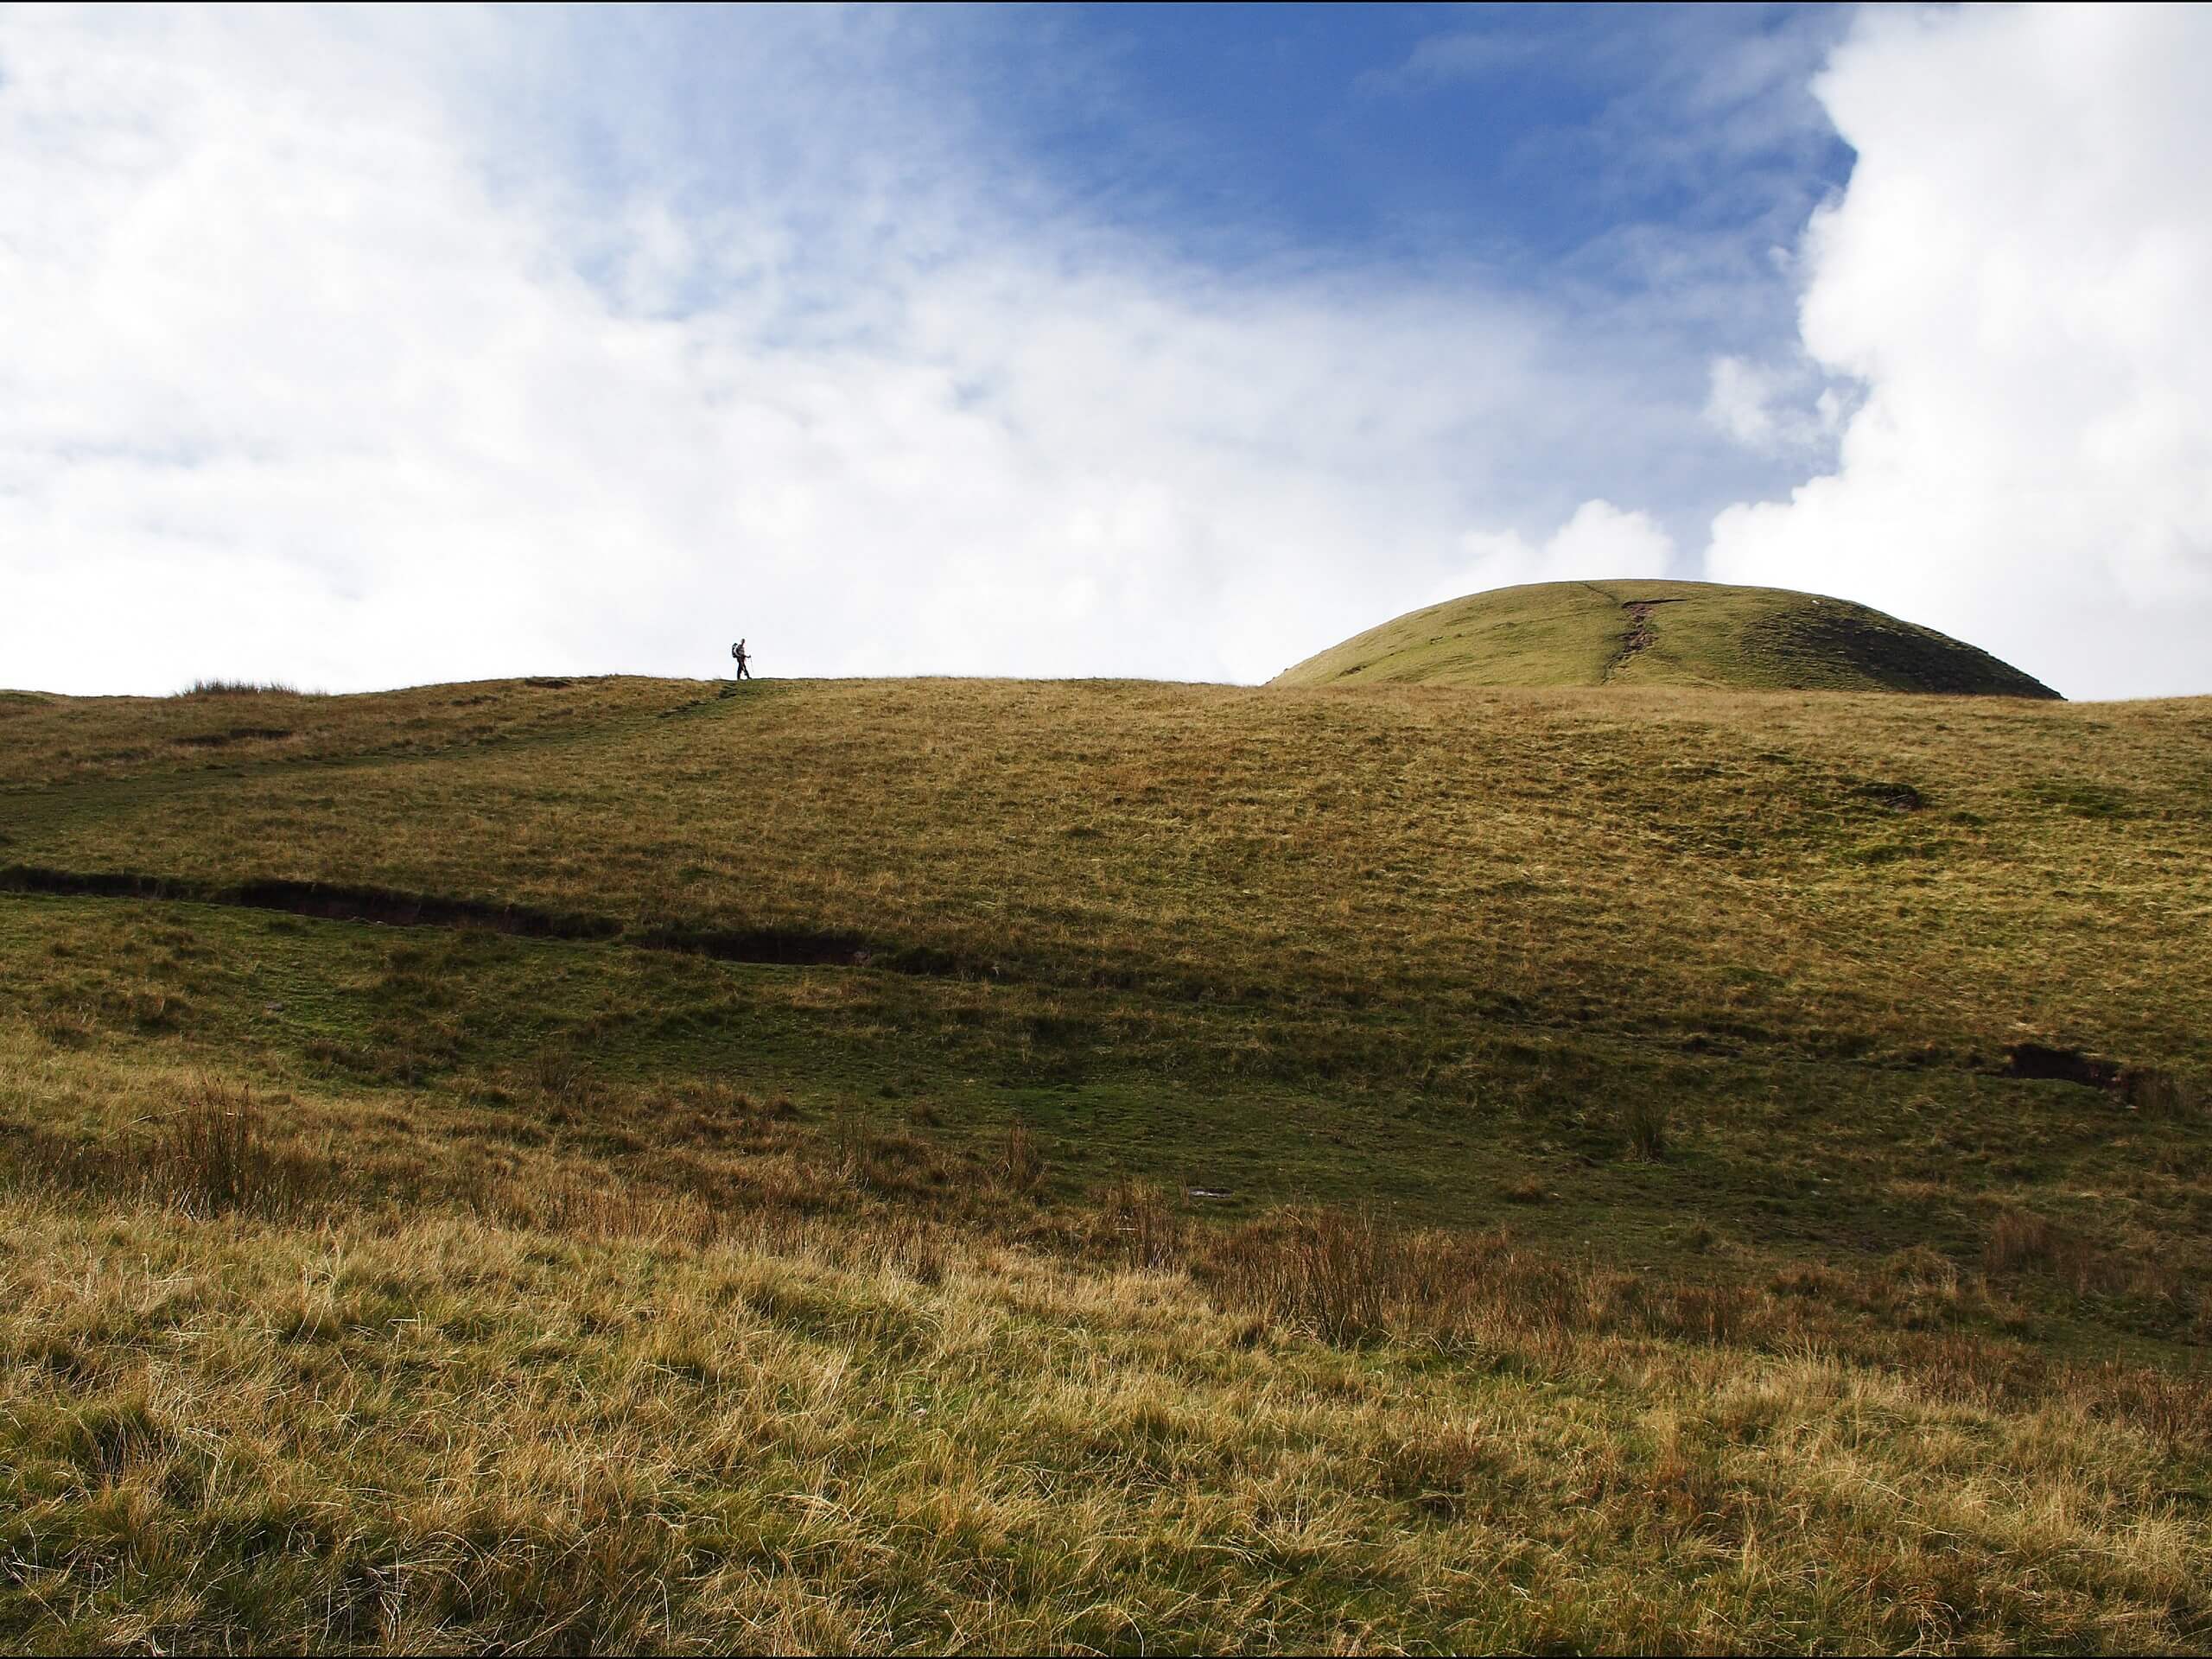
0 6 1761 696
6 5 2205 701
1709 3 2212 699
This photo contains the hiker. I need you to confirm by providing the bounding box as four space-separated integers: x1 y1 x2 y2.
730 639 752 681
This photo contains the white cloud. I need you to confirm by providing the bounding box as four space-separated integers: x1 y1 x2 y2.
1354 28 1537 97
1707 3 2212 700
0 5 1775 695
1702 353 1846 454
1705 356 1782 449
1432 500 1675 606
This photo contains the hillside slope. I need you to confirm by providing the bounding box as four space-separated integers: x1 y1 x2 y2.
3 673 2209 1650
3 672 2205 1215
1271 579 2063 697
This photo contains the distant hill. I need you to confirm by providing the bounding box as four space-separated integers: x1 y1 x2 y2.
1271 579 2063 697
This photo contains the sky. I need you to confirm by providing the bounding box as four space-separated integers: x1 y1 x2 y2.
2 2 2206 700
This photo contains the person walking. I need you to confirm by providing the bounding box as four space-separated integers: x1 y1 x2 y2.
731 639 752 680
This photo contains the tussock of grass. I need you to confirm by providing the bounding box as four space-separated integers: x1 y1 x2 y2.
6 1076 326 1221
2124 1065 2199 1120
178 677 307 697
152 1079 299 1216
998 1117 1047 1196
1623 1096 1669 1162
1096 1177 1187 1270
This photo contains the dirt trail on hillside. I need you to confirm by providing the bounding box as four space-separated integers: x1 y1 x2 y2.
1600 598 1686 682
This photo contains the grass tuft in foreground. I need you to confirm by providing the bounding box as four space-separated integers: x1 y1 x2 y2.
1 1027 2208 1652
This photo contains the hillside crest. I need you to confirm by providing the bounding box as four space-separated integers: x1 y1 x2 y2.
1272 579 2062 698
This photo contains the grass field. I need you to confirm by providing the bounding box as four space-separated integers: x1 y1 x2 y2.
2 671 2208 1650
1269 580 2064 697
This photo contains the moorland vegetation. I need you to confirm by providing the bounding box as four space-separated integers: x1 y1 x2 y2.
1 642 2207 1650
1271 579 2064 697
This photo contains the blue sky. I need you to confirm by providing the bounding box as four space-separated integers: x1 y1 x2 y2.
976 2 1860 531
992 5 1850 266
3 3 2208 696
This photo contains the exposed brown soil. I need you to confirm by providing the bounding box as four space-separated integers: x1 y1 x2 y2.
1853 779 1929 813
1601 597 1687 682
2005 1042 2124 1090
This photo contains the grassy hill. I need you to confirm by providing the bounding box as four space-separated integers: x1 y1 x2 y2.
2 672 2208 1650
1271 579 2064 697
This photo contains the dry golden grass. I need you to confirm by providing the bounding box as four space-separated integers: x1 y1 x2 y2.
0 674 701 787
10 677 2209 1084
4 672 2211 1649
0 1032 2207 1652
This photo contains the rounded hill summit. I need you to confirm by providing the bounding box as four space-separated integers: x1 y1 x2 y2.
1271 580 2061 698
